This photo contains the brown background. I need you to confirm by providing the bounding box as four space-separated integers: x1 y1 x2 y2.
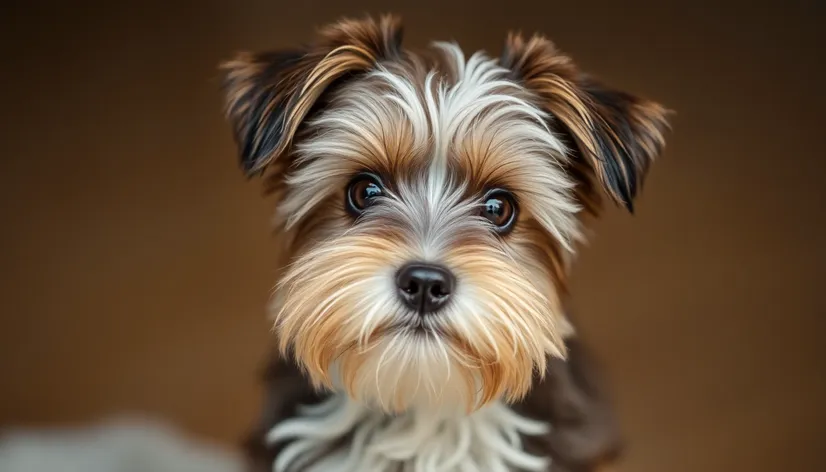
1 1 824 471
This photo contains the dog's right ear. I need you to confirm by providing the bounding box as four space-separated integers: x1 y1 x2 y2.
219 15 404 176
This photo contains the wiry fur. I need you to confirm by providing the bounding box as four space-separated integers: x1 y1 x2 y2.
220 13 670 472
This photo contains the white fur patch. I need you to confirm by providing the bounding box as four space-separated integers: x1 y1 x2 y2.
267 394 551 472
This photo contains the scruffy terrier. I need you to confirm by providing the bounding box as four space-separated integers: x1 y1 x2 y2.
219 14 670 472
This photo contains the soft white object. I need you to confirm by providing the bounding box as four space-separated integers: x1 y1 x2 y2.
0 417 244 472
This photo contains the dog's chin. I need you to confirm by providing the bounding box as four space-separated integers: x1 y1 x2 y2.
287 316 543 416
330 331 483 415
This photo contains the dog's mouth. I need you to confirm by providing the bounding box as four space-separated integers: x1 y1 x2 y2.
385 318 444 338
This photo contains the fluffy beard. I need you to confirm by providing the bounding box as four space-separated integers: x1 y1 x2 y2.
270 217 568 414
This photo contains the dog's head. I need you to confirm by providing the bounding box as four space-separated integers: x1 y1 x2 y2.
220 15 669 414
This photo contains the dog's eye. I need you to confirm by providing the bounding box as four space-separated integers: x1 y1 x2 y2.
346 173 384 215
479 189 517 233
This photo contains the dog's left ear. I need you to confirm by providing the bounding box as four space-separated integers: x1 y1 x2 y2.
219 15 404 177
500 33 671 214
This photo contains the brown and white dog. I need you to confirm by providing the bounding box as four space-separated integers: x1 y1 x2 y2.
219 14 670 472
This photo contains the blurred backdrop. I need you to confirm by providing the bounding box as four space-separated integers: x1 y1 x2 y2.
1 1 824 471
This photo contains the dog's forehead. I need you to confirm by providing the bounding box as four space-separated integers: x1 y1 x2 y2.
302 43 568 193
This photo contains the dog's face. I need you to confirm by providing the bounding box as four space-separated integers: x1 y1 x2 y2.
220 15 669 414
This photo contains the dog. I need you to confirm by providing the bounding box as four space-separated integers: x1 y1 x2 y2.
219 14 670 472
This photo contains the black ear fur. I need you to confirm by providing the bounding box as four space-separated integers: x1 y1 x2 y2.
219 14 405 177
220 50 308 175
573 76 672 213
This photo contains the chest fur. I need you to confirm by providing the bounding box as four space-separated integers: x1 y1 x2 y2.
266 394 551 472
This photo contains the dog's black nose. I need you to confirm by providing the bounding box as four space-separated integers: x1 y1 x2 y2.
396 263 455 314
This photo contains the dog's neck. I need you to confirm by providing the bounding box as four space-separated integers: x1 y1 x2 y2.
266 392 550 472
